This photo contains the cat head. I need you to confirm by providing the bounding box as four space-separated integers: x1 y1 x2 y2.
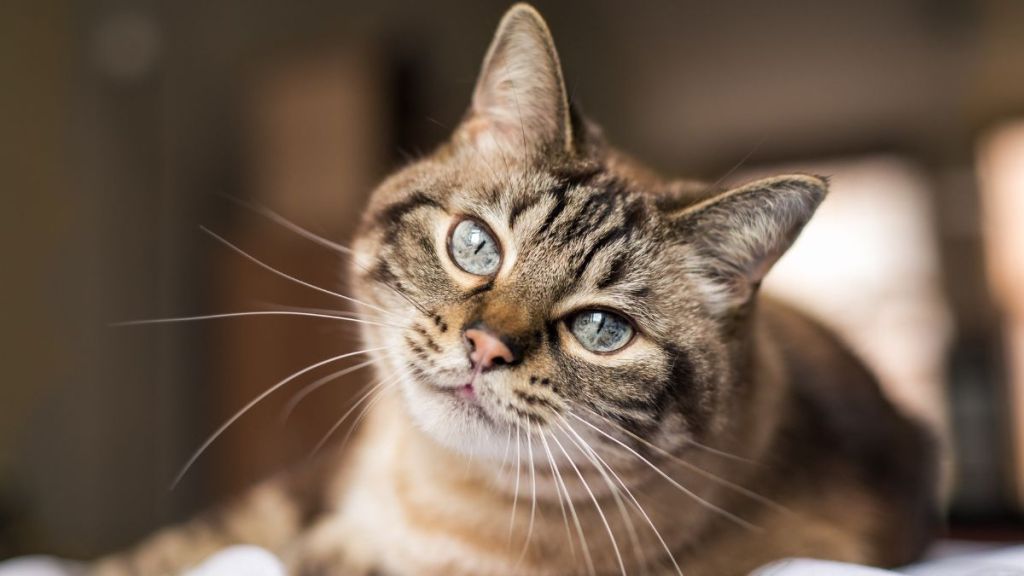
350 4 826 458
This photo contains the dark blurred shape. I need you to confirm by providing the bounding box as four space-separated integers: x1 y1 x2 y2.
978 120 1024 510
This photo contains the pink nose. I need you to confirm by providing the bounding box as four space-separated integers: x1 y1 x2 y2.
464 328 515 370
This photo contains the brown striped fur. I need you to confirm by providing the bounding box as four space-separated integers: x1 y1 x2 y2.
96 4 938 575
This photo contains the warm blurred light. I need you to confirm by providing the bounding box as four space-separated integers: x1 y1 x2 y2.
758 156 953 438
977 120 1024 507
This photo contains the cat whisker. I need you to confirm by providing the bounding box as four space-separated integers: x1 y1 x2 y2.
258 302 398 326
334 375 405 455
514 419 539 567
576 406 789 516
538 426 577 564
556 417 684 576
112 310 401 330
306 381 379 458
215 195 433 317
567 411 762 532
683 438 757 465
309 370 407 459
499 422 514 479
281 357 381 422
508 80 535 167
509 422 522 545
170 346 387 489
556 417 647 571
200 226 403 321
215 193 356 256
463 129 515 198
709 135 767 192
539 428 592 576
549 426 627 576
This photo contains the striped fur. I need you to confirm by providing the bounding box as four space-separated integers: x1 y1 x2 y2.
96 4 938 575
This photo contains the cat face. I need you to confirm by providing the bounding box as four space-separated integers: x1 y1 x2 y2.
350 5 825 458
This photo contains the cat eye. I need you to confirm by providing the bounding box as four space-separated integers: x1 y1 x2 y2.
448 218 502 276
569 309 634 353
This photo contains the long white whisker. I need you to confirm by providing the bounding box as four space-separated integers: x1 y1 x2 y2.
221 195 357 256
257 302 398 325
558 417 684 576
499 422 514 479
539 427 577 563
540 429 592 575
217 196 432 317
515 419 538 566
200 226 400 320
171 346 386 489
569 412 761 532
282 357 380 421
509 422 522 544
550 427 627 576
334 378 403 454
684 439 757 465
113 310 401 330
310 370 406 457
578 406 788 515
306 381 377 453
556 417 646 571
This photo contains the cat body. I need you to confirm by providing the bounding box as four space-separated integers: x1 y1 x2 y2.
96 4 937 575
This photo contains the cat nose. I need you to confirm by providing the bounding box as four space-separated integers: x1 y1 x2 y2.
463 326 516 371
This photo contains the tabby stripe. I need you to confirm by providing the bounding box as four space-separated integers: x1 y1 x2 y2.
620 196 647 230
535 191 569 238
663 344 711 436
369 259 398 284
413 325 443 353
460 279 494 301
573 226 630 281
544 320 562 353
595 252 630 289
509 195 545 229
562 194 614 243
375 191 443 226
515 390 557 409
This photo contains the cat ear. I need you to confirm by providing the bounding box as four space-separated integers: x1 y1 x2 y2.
669 175 828 315
456 4 574 157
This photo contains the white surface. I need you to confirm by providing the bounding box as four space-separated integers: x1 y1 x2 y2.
902 545 1024 575
4 544 1024 575
753 546 1024 575
0 556 83 576
0 546 284 576
184 545 285 576
754 559 895 575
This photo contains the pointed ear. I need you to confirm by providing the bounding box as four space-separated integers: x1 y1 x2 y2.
670 175 828 315
455 4 574 157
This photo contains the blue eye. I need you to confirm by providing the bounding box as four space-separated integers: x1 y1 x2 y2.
569 310 634 353
449 218 501 276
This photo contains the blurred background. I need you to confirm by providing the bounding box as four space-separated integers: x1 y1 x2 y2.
3 0 1024 561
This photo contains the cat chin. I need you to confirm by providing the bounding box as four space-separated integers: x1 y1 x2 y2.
397 377 515 460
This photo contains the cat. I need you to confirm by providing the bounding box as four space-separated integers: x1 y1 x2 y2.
95 4 939 575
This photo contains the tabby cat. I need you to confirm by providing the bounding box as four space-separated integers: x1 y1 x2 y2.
97 4 938 575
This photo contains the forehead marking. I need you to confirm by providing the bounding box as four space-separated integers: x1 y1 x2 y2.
375 191 443 228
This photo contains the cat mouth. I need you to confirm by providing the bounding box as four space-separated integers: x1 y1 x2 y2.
456 382 477 402
428 379 493 422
